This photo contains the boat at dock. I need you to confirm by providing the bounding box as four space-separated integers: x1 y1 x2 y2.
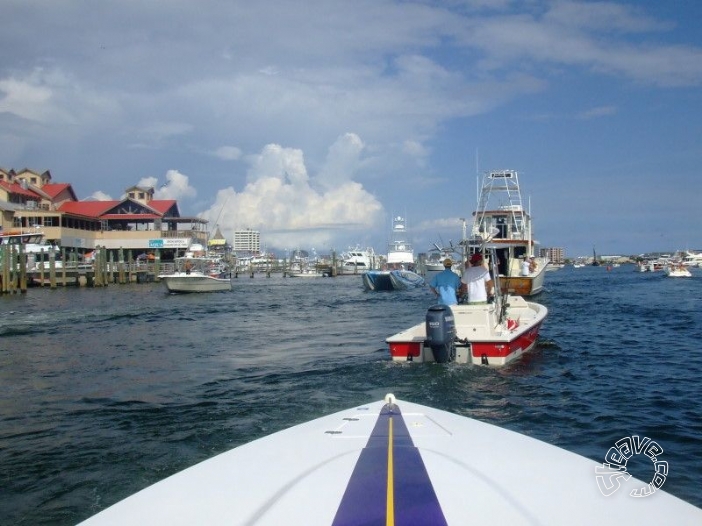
469 170 548 296
287 267 325 278
340 246 377 274
0 228 60 270
78 393 702 526
681 250 702 268
286 250 328 277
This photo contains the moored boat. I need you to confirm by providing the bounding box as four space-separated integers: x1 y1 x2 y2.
469 170 548 296
0 228 61 270
681 250 702 268
340 246 377 274
287 268 325 278
78 393 702 525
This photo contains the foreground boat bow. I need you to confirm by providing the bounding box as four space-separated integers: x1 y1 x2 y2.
79 394 701 525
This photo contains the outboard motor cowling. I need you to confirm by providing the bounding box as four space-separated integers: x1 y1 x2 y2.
425 304 456 363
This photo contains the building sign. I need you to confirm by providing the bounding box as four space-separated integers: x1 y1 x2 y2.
149 238 190 248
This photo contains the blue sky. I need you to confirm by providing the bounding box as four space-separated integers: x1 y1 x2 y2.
1 0 700 258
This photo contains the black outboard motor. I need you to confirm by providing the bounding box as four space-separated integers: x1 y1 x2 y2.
425 304 456 363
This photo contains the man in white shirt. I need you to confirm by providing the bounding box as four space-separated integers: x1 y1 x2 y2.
461 252 494 304
521 257 530 276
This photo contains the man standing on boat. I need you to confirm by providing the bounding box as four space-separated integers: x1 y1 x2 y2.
429 258 462 305
461 253 494 304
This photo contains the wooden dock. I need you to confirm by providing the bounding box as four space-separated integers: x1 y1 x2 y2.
0 246 166 293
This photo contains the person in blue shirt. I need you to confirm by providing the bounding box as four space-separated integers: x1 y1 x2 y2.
429 258 462 305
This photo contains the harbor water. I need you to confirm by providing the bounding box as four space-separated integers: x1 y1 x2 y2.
1 265 701 524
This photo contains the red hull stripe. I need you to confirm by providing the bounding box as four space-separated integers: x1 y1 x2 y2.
472 324 542 358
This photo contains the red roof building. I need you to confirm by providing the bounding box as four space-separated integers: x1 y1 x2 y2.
0 168 208 258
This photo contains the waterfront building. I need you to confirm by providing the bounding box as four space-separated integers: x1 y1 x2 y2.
0 167 208 261
233 229 261 254
540 247 564 264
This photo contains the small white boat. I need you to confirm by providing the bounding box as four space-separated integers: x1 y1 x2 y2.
286 258 326 277
78 394 702 525
665 265 692 278
159 257 231 293
287 269 325 278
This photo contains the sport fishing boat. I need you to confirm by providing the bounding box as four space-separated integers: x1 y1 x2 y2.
386 247 547 366
469 170 548 296
362 216 424 290
340 246 377 274
158 256 231 293
386 215 415 271
78 393 702 525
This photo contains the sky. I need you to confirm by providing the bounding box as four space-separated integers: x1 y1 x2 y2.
1 0 701 258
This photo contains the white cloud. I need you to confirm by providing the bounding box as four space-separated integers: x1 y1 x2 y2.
136 176 159 189
130 122 193 149
154 170 197 201
199 140 383 251
88 190 113 201
212 146 242 161
317 133 365 189
0 75 53 121
0 67 120 127
402 139 429 159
